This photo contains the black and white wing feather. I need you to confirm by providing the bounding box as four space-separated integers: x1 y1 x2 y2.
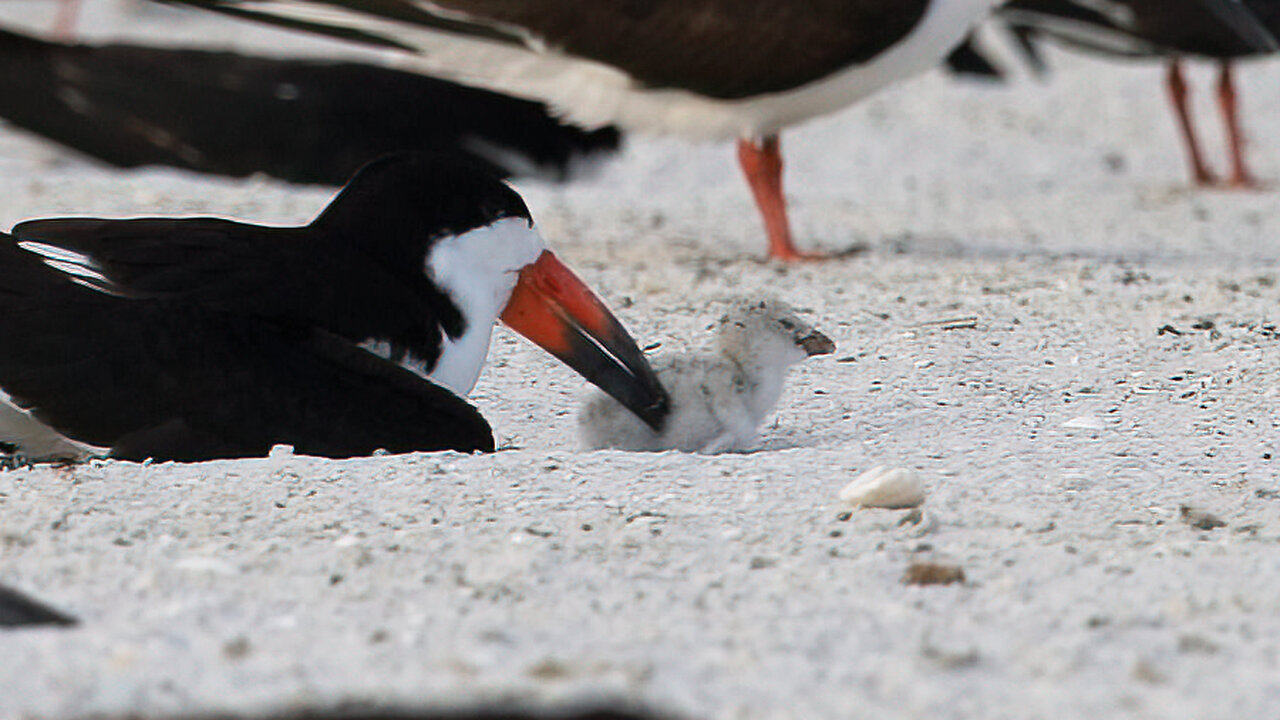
0 226 494 461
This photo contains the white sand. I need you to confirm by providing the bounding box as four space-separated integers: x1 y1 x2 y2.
3 4 1280 718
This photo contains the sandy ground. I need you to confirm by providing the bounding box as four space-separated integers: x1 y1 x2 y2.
3 2 1280 718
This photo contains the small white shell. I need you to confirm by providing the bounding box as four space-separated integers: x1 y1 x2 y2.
840 466 926 509
173 556 238 576
1062 416 1105 430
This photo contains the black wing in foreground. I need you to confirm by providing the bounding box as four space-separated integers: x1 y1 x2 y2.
0 583 77 628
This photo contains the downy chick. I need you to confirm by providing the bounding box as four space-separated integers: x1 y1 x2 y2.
579 298 834 453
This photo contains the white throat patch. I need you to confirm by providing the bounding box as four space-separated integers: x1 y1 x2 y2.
422 217 545 396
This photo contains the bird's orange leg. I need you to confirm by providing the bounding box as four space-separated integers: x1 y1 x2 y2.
737 135 825 262
1217 60 1259 189
1166 60 1217 187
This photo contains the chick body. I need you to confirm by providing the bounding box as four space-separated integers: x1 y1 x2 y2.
579 298 833 453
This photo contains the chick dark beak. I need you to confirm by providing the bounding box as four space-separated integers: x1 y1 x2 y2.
798 330 835 357
500 251 670 430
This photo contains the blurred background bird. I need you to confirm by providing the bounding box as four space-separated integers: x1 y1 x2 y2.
0 25 621 185
958 0 1280 188
138 0 1009 260
0 0 623 185
8 0 1278 247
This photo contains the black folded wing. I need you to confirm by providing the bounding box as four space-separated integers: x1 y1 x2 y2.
0 26 619 184
0 227 494 461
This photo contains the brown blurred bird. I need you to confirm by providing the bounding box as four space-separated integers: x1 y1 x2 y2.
152 0 1005 260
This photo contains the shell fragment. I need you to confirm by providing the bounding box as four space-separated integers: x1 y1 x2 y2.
839 466 926 509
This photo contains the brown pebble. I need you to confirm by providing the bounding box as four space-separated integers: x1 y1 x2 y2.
1177 634 1219 655
526 658 571 680
1180 505 1226 531
903 561 965 586
1132 658 1166 685
222 636 252 660
749 556 777 570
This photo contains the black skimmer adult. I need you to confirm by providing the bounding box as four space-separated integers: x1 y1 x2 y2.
152 0 1005 261
0 153 669 462
0 26 620 184
580 298 833 453
998 0 1280 187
